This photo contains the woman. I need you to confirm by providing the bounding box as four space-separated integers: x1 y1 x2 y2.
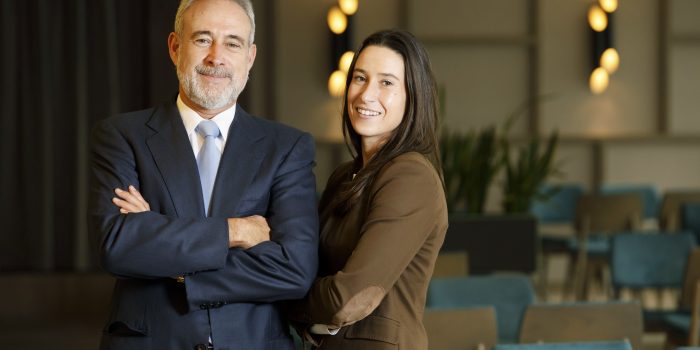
288 29 448 349
113 29 448 349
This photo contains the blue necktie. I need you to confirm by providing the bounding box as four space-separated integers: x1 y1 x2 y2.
195 120 221 216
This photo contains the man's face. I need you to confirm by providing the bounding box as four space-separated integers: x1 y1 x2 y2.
168 0 256 112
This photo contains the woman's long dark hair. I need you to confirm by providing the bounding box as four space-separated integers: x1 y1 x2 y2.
326 29 443 216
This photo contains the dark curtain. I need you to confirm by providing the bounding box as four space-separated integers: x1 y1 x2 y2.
0 0 182 271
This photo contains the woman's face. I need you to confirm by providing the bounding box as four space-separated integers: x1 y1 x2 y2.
347 45 407 152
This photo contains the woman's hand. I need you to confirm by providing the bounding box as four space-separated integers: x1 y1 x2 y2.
112 185 150 214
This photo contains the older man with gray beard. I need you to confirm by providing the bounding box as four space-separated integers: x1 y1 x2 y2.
87 0 319 349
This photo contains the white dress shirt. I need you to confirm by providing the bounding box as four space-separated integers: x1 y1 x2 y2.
176 95 236 158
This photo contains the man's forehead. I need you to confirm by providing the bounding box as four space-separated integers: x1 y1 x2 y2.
183 0 251 36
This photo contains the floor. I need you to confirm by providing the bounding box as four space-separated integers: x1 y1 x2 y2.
0 323 102 350
0 257 687 350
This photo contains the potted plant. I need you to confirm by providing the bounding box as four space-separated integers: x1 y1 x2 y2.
439 96 560 275
440 126 500 213
499 122 560 213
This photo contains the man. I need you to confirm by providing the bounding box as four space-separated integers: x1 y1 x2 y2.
87 0 318 348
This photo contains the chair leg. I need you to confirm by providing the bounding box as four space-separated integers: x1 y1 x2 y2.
601 263 612 301
689 280 700 346
584 259 602 301
573 252 588 301
573 224 589 301
537 252 549 301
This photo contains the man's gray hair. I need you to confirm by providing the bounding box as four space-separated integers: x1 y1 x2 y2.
174 0 256 44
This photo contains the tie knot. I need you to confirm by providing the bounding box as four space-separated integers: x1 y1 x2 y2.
196 120 220 138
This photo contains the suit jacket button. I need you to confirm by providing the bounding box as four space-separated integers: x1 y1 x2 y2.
194 344 208 350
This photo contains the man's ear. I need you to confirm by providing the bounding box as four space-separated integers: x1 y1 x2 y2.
167 32 179 66
247 43 257 71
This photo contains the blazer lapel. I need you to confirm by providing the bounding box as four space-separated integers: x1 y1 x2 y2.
209 106 265 217
145 101 206 217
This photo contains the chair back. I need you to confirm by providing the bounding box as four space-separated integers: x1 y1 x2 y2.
659 191 700 231
427 275 536 343
495 340 632 350
575 193 643 235
682 203 700 243
518 301 643 350
531 183 585 224
681 249 700 309
424 306 498 350
680 249 700 346
611 232 697 289
601 184 659 220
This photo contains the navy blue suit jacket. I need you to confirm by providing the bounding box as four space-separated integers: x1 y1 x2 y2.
88 99 319 349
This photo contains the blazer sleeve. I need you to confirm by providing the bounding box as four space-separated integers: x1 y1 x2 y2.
88 119 230 279
183 132 320 308
293 154 447 326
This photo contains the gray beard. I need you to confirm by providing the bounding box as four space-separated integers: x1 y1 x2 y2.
177 64 247 110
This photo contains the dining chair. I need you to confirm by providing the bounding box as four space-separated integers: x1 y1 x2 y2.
662 248 700 347
610 231 696 333
682 203 700 244
424 306 498 350
611 232 696 292
659 191 700 231
570 193 643 300
427 275 536 343
531 183 585 224
518 301 643 350
495 340 632 350
601 184 659 222
530 183 585 298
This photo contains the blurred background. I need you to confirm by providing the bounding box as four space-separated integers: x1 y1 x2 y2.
1 0 700 349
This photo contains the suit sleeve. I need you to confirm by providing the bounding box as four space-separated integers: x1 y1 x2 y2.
88 119 230 279
183 132 320 309
291 155 446 326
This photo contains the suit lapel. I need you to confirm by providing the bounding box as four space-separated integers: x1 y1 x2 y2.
209 106 265 217
145 101 206 217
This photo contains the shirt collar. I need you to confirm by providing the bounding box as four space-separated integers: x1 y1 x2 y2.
177 94 236 142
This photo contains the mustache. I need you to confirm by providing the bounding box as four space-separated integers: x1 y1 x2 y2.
195 65 232 79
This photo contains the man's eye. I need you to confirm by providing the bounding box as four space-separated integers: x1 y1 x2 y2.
226 42 242 49
194 38 211 46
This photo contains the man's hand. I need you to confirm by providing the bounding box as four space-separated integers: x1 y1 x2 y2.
113 185 151 213
227 215 270 249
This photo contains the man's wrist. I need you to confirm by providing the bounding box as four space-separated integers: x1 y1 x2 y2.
227 218 241 248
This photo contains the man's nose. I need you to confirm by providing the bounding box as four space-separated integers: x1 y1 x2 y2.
205 43 225 66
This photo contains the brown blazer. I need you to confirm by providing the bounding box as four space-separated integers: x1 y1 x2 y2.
291 152 448 349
